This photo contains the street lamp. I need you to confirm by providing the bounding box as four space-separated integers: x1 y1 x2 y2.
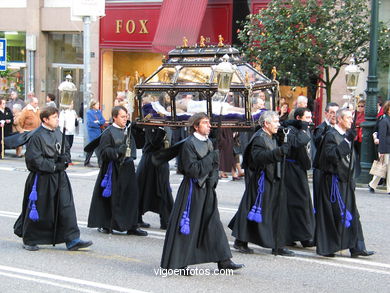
358 0 379 183
344 56 361 108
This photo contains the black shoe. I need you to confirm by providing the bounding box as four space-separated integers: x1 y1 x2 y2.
368 185 375 193
138 221 151 228
233 239 254 254
23 244 39 251
272 248 295 257
351 249 375 258
322 253 336 257
301 239 316 248
160 223 167 230
68 240 93 251
217 259 244 271
127 228 148 236
286 242 297 247
97 227 111 234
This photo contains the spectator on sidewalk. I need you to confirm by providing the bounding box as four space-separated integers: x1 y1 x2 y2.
19 97 40 132
6 90 25 110
59 101 78 149
369 100 390 194
288 96 308 120
12 104 23 157
0 98 14 158
46 93 57 108
84 100 105 167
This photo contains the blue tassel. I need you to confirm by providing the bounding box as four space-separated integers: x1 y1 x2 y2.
28 174 39 221
180 217 190 235
101 173 108 188
345 210 353 221
247 171 265 223
102 185 111 197
331 175 353 229
29 203 39 221
247 205 257 221
180 179 194 235
101 162 113 198
180 211 188 227
253 207 262 223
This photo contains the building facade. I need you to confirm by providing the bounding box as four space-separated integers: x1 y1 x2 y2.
0 0 100 114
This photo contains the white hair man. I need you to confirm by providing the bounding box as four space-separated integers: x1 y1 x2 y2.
229 111 294 256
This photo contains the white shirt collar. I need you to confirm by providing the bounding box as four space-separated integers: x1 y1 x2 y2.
112 122 124 129
194 132 208 141
334 124 346 135
42 123 54 131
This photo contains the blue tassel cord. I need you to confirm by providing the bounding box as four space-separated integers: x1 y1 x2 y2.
28 174 39 221
330 175 353 228
180 178 194 235
101 161 113 198
247 171 265 223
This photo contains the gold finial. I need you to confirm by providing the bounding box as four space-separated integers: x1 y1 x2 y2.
271 66 277 81
245 72 250 84
182 37 188 47
199 35 206 47
254 58 262 73
218 35 224 47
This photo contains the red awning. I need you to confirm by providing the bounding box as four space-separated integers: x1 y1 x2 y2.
152 0 208 53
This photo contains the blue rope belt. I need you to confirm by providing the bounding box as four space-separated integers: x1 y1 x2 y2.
330 175 353 228
101 161 113 198
28 174 39 221
247 171 265 223
180 178 195 235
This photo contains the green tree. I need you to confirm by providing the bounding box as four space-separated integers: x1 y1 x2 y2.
238 0 390 102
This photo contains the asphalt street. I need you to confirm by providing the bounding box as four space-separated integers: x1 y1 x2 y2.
0 151 389 292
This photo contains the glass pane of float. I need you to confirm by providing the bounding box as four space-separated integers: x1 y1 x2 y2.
237 65 268 83
141 91 172 120
176 67 212 84
145 67 176 84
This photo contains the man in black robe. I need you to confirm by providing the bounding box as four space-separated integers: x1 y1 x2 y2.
316 108 374 258
0 98 13 157
137 127 173 229
229 111 293 256
14 106 92 251
313 103 339 214
160 113 243 273
87 105 147 236
284 108 315 247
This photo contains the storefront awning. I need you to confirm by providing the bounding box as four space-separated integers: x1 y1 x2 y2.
152 0 208 53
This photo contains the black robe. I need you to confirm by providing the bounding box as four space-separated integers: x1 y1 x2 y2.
87 125 139 232
0 107 13 154
284 125 315 243
316 128 366 255
161 135 231 269
228 129 288 249
137 128 173 224
14 126 80 245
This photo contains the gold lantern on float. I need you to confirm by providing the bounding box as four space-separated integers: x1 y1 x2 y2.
58 74 77 110
214 54 236 95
